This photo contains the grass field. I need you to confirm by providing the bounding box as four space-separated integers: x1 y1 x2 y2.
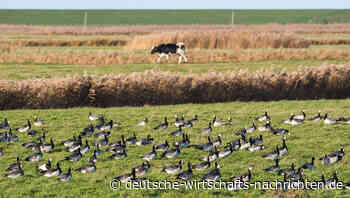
1 100 350 198
1 10 350 25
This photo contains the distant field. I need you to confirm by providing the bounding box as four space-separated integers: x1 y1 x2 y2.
1 10 350 25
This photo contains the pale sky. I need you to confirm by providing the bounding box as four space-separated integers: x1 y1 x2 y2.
1 0 349 9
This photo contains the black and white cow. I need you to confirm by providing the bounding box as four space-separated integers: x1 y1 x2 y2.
151 42 188 64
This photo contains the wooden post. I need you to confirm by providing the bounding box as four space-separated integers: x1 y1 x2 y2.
231 11 234 25
84 12 88 27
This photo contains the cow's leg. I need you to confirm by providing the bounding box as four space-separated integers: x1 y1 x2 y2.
178 56 182 64
166 54 170 63
177 50 187 64
157 53 165 63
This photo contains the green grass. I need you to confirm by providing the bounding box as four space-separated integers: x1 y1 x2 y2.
1 10 350 25
1 100 350 197
2 59 350 80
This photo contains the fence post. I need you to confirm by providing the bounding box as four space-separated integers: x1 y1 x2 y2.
231 11 235 25
84 12 88 27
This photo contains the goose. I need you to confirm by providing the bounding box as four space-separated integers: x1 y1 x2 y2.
4 163 23 179
95 116 105 130
153 117 168 130
38 159 52 172
200 146 219 162
110 149 128 160
192 158 211 171
7 157 22 171
188 115 198 124
247 144 265 152
284 114 303 125
235 128 247 136
328 147 345 158
300 157 315 170
294 110 306 120
112 120 121 127
218 143 234 158
155 140 169 152
136 118 148 126
162 146 180 159
319 147 344 164
256 112 271 122
16 120 31 133
58 168 72 182
93 135 109 147
109 135 126 148
246 122 257 134
162 160 183 175
321 172 339 188
80 124 94 137
173 134 190 149
177 162 193 181
309 111 322 122
264 158 280 173
289 168 304 181
270 126 289 136
196 136 213 152
250 135 263 145
142 145 157 161
212 115 231 127
231 167 253 182
258 121 271 131
94 144 102 156
80 140 90 154
60 135 76 147
22 140 41 150
262 146 280 160
182 120 193 128
94 131 111 139
36 130 47 142
67 136 82 153
278 137 288 156
114 168 136 183
89 150 98 163
170 125 183 136
106 143 126 154
28 129 39 136
134 161 151 177
174 114 185 127
136 134 153 146
99 120 113 131
33 116 44 126
126 132 137 144
200 122 212 135
40 138 54 153
43 162 62 177
278 163 295 177
64 148 83 162
0 118 10 129
25 146 43 162
212 134 222 147
239 135 251 150
76 161 96 174
88 112 99 121
8 130 19 143
323 113 338 125
202 162 221 181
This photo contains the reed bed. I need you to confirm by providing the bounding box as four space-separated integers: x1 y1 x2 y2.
3 24 350 35
126 32 310 49
0 39 126 47
1 65 350 109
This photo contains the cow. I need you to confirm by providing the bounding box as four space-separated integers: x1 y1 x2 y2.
151 42 188 64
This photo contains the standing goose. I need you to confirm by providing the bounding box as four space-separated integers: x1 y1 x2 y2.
67 136 82 153
64 148 83 162
264 158 280 173
153 117 168 130
114 168 136 183
309 111 322 122
93 135 109 147
134 161 151 177
289 168 304 182
0 118 10 130
80 124 94 137
136 134 153 146
99 120 113 131
219 143 234 158
88 112 99 121
212 134 222 147
177 162 193 181
256 112 271 122
200 122 212 135
196 136 213 152
192 158 211 171
126 132 137 144
80 140 90 154
25 146 43 162
61 135 76 148
89 150 98 163
76 161 96 174
300 157 315 170
4 163 23 179
16 120 31 133
279 163 295 177
109 135 126 148
173 134 190 149
40 138 55 153
262 146 280 160
95 116 105 130
38 158 52 172
110 148 128 160
43 162 62 177
162 146 180 159
8 129 19 143
250 135 263 146
162 160 183 175
33 116 44 126
246 122 257 133
188 115 198 124
258 121 271 132
323 113 338 125
212 115 231 127
294 110 306 120
136 118 148 126
174 114 185 127
270 126 289 136
247 144 265 152
58 167 72 182
231 168 253 182
94 131 111 139
142 145 157 161
36 130 47 142
155 140 169 152
28 129 39 137
200 146 219 162
202 162 221 181
170 125 183 136
278 137 288 156
319 147 344 164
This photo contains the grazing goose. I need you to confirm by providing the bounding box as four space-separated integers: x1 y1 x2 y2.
262 146 280 160
258 121 271 132
278 163 295 177
115 168 136 183
16 120 31 133
162 146 180 159
219 143 234 158
153 117 168 130
309 111 322 122
200 146 219 162
61 136 76 147
25 146 43 162
202 162 221 181
65 148 83 162
80 140 90 154
142 146 157 161
94 131 111 139
93 135 109 147
212 115 231 127
136 118 148 126
4 163 23 179
88 112 99 121
174 114 185 127
33 116 44 126
162 160 183 175
134 161 151 177
264 158 280 173
256 112 271 122
192 158 211 171
200 122 212 135
212 134 222 147
126 132 137 144
231 167 253 182
177 162 193 181
323 113 338 125
300 157 315 170
0 118 10 129
155 140 169 152
58 168 72 182
40 138 54 153
110 149 128 160
89 150 98 163
196 136 213 152
170 125 183 136
80 124 94 137
38 159 52 172
43 162 62 177
136 134 153 146
173 134 190 149
7 157 22 171
294 110 306 120
76 161 96 174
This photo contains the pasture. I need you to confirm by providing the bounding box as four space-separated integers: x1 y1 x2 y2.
1 9 350 198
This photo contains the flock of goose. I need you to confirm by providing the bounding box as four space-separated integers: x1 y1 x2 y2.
1 110 350 190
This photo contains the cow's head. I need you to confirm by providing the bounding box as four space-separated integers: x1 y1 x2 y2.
151 46 158 54
176 42 185 50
